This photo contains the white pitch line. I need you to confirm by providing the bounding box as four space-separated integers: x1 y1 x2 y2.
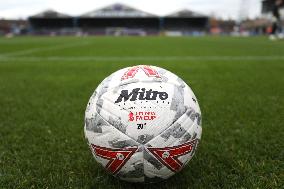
1 56 284 62
0 41 91 57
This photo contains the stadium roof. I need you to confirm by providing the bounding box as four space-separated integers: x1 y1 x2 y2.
166 9 207 18
80 3 157 18
29 10 71 18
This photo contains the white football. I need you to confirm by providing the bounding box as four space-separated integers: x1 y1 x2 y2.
84 65 202 183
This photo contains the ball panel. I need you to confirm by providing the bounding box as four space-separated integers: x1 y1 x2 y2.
116 149 144 182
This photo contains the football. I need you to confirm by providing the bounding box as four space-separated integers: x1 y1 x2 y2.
84 65 202 183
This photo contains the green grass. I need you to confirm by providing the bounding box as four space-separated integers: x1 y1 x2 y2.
0 36 283 188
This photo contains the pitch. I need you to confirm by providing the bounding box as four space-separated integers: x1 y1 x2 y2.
0 36 283 188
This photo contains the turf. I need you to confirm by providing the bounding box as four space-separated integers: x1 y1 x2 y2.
0 36 283 189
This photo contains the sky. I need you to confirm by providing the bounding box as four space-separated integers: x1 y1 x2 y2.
0 0 262 20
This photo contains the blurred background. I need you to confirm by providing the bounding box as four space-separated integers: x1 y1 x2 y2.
1 1 284 189
0 0 283 37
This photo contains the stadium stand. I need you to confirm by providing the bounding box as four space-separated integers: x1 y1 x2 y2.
78 3 160 35
28 3 209 36
29 10 77 35
163 10 209 36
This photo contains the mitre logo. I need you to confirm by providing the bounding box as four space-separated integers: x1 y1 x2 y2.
115 88 168 103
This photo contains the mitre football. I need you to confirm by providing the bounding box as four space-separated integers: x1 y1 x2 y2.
84 65 202 183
